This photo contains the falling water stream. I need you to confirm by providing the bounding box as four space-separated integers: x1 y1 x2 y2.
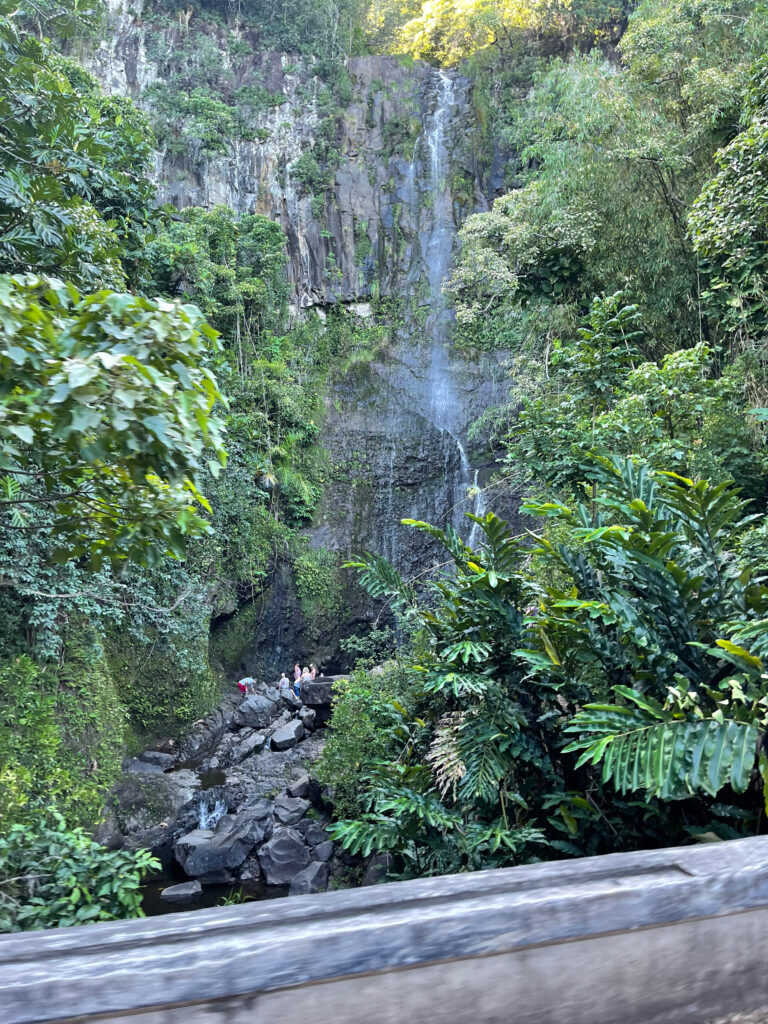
418 70 486 547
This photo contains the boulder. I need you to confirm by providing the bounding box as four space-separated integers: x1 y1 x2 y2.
289 861 329 896
362 852 393 886
178 694 239 762
287 775 311 799
274 795 311 826
173 828 214 873
174 810 268 878
304 822 328 846
238 797 274 843
122 758 164 775
229 730 266 765
300 679 334 707
238 856 262 883
313 840 334 863
266 710 292 736
139 751 175 769
258 829 310 886
271 720 305 751
94 812 124 851
298 707 317 732
233 694 280 730
160 880 202 904
279 689 302 711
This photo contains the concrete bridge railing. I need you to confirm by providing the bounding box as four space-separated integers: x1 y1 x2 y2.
2 836 768 1024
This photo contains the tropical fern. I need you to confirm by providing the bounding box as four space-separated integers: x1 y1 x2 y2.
564 686 762 799
427 713 466 799
343 551 416 611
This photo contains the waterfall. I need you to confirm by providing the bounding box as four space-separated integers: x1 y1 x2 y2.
198 797 227 830
419 70 485 544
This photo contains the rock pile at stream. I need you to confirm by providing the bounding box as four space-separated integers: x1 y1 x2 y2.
99 677 353 903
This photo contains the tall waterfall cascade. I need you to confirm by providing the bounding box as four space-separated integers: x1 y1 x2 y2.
416 69 488 549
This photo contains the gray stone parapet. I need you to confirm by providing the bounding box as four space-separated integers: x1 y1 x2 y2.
2 836 768 1023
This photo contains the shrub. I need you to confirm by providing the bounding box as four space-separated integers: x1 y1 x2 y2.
0 816 158 932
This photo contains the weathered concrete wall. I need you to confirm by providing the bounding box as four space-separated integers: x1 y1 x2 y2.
3 836 768 1024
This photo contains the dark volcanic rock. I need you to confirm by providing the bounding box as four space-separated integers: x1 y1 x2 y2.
279 689 302 712
139 751 175 769
178 693 240 762
271 720 305 750
362 852 393 886
298 707 317 732
304 822 328 846
289 861 328 896
258 829 310 885
300 679 334 707
113 769 199 835
313 840 334 863
122 758 164 775
211 729 266 768
234 694 280 730
174 808 270 878
160 880 202 904
274 795 311 826
287 775 311 799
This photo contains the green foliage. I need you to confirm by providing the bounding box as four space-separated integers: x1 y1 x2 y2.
450 0 768 355
329 458 768 875
506 294 768 500
533 457 768 805
0 273 225 566
0 9 155 289
372 0 628 64
340 627 398 669
315 665 416 818
690 55 768 346
294 547 346 639
0 646 124 835
0 815 158 932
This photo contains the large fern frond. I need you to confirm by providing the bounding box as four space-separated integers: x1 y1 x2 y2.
564 689 760 799
427 713 466 799
344 552 415 610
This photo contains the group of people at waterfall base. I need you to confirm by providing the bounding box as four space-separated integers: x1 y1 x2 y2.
236 662 319 699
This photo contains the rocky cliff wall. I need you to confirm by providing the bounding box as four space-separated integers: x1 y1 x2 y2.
86 2 517 672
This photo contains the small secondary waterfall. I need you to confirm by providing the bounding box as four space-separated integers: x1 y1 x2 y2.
197 797 227 830
419 70 486 545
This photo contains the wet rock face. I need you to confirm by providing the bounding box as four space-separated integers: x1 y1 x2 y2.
174 805 274 880
177 694 240 763
112 769 200 836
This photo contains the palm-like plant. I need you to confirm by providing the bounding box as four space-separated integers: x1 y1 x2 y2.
528 457 768 803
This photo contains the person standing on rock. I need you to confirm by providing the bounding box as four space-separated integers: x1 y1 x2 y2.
293 662 301 684
310 663 317 679
279 671 290 691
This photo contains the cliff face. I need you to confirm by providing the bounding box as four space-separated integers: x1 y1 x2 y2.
87 2 516 671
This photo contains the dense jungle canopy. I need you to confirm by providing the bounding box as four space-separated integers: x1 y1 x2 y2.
2 0 768 930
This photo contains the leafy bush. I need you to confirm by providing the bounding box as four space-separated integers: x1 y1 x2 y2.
315 665 417 818
329 460 768 876
0 816 158 932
